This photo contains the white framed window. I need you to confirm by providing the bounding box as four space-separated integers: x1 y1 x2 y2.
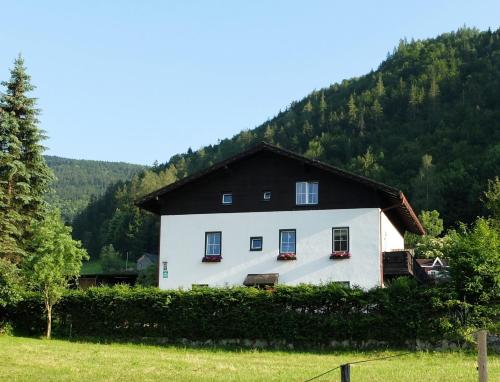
250 236 263 251
332 227 349 252
222 193 233 205
263 191 272 201
296 182 318 205
279 229 296 254
205 232 222 255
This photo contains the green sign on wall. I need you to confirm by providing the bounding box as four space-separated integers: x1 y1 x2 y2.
162 262 168 279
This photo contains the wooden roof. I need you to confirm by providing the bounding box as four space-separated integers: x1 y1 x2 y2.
243 273 279 286
137 142 424 235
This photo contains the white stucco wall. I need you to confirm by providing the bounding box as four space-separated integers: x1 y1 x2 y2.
380 211 404 252
159 208 389 290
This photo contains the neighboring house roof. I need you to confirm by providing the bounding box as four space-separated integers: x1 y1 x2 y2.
416 257 448 268
137 142 424 235
137 253 158 264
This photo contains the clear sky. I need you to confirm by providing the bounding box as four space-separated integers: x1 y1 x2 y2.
0 1 499 165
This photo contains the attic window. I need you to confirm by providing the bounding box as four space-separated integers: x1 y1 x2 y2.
263 191 271 201
296 182 318 205
222 193 233 205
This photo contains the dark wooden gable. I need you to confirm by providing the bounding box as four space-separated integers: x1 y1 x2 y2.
137 143 424 235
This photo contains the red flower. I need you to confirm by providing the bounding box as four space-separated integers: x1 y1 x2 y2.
329 252 351 260
202 255 222 262
277 253 297 261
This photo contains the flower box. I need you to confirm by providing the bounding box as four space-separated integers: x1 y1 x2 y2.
202 255 222 262
277 253 297 261
330 251 351 260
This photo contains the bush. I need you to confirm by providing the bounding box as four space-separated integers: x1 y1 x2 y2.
6 281 493 346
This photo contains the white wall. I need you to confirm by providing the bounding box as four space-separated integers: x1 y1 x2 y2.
380 211 404 252
159 208 387 290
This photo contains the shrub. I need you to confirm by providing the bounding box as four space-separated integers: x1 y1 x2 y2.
6 281 493 346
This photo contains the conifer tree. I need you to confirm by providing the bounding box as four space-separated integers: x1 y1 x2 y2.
303 100 313 113
0 110 26 261
371 99 383 120
0 55 53 260
347 94 358 123
375 74 385 97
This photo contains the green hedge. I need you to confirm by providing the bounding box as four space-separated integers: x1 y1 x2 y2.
5 280 491 346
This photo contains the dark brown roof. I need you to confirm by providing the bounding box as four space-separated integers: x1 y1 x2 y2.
136 142 424 235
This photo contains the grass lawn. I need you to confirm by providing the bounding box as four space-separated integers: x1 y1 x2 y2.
0 336 498 381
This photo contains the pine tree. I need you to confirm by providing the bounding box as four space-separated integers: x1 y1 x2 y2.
0 110 26 261
358 109 366 136
347 94 358 123
0 55 53 259
318 92 327 126
371 99 383 120
303 100 313 113
375 74 385 97
429 76 439 101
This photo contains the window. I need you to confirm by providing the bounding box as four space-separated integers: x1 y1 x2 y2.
205 232 222 256
296 182 318 205
332 227 349 252
222 193 233 205
279 229 296 254
250 236 263 251
263 191 272 201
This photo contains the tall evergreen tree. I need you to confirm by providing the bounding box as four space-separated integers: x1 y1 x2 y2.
0 107 26 261
0 55 53 261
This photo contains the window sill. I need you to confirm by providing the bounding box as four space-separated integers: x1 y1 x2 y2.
202 255 222 263
330 252 351 260
277 253 297 261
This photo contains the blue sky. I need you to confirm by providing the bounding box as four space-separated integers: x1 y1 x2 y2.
0 1 499 165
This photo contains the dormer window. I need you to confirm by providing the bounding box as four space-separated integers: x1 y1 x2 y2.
296 182 318 205
263 191 272 201
222 193 233 205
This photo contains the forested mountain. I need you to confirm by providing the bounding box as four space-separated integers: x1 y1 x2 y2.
72 27 500 261
45 156 146 221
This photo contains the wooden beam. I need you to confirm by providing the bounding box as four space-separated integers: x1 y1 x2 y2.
478 329 488 382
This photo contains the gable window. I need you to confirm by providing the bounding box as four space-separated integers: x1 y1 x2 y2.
279 229 296 254
263 191 272 201
222 193 233 205
332 227 349 252
296 182 318 205
205 232 222 256
250 236 263 251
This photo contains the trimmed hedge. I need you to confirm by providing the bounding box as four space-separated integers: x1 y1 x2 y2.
4 279 492 346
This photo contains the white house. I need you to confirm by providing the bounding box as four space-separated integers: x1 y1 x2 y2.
137 143 425 290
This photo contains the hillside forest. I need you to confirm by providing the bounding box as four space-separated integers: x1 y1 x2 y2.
70 28 500 262
45 156 146 222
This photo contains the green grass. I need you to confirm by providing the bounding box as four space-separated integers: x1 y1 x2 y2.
0 336 498 381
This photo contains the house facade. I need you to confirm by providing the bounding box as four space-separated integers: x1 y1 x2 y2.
138 143 424 290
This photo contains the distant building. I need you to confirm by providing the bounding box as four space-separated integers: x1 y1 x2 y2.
137 143 425 290
137 253 158 271
416 257 450 282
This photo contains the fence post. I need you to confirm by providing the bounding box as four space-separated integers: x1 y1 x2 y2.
478 329 488 382
340 364 350 382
